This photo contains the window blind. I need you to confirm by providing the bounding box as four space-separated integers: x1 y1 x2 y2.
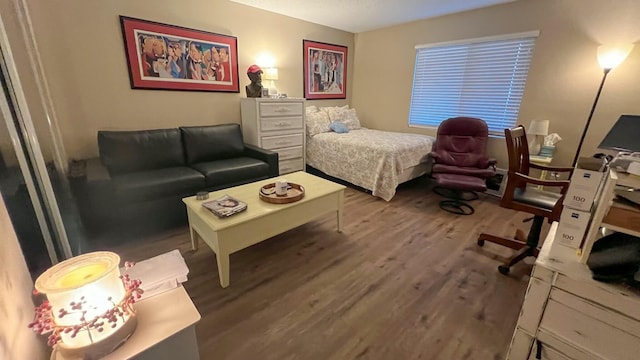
408 33 538 136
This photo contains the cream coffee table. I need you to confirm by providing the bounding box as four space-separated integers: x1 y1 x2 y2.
182 171 346 288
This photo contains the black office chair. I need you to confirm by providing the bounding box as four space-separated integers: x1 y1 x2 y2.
477 125 573 274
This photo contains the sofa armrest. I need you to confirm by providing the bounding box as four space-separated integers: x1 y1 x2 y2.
243 144 279 177
85 157 111 182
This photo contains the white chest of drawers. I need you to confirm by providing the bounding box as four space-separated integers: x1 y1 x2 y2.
240 98 306 175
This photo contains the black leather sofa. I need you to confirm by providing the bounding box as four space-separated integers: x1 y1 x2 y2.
72 123 278 232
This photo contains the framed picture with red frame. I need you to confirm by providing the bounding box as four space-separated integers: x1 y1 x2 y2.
303 40 347 100
120 16 239 93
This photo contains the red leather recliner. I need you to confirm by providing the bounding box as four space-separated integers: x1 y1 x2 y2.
430 117 497 215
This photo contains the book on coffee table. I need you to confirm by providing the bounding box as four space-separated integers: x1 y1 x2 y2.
202 195 247 218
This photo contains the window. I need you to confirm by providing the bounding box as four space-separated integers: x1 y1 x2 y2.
408 31 538 136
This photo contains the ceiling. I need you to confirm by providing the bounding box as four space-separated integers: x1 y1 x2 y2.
230 0 517 33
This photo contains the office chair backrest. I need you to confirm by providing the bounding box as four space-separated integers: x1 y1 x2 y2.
505 125 531 178
433 117 490 168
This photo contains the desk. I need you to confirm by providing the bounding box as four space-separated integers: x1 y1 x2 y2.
52 286 201 360
507 226 640 359
529 155 552 189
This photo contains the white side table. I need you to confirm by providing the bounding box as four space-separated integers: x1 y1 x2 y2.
529 155 552 189
52 286 201 360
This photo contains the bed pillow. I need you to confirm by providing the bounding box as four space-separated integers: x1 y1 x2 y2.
328 108 361 130
320 105 349 114
306 110 331 136
305 105 318 114
329 120 349 133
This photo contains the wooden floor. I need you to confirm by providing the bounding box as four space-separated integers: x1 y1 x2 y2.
103 176 548 360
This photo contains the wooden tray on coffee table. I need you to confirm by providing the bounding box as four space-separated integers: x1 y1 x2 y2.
259 182 305 204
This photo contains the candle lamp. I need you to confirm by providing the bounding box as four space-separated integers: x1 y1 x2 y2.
30 251 142 359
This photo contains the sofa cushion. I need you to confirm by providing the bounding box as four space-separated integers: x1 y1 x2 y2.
180 124 245 164
98 129 185 176
111 167 205 201
190 157 270 188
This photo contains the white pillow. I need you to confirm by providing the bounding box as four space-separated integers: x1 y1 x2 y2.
328 108 361 130
305 105 318 114
305 110 331 136
319 104 349 114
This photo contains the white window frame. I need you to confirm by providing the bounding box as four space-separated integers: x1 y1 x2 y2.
408 31 539 137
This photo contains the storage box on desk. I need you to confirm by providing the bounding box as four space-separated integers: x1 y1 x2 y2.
563 158 607 211
554 207 591 248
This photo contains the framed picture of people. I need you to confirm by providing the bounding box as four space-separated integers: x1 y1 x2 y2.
120 16 239 92
303 40 347 100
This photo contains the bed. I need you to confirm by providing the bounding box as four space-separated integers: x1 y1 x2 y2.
306 127 435 201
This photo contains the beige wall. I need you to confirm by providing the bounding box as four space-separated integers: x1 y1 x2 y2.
15 0 353 160
0 195 48 360
352 0 640 168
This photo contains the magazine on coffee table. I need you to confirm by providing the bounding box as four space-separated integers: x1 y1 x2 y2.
202 195 247 218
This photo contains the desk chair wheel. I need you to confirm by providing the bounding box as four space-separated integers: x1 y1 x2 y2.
498 265 510 275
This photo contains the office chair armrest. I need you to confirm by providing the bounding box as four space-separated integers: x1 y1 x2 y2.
529 162 574 174
512 172 571 191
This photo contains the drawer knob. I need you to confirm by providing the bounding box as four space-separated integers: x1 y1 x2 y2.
275 141 291 146
274 108 291 113
275 122 290 127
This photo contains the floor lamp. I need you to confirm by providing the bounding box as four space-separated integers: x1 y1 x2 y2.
571 44 634 167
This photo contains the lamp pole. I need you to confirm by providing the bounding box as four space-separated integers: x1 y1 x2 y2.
571 67 611 167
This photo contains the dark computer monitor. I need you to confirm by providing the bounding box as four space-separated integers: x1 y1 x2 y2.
598 114 640 153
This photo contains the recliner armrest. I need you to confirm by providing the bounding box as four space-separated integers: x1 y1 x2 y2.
478 158 497 169
243 144 279 177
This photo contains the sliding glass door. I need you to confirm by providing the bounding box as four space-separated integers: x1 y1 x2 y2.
0 9 83 278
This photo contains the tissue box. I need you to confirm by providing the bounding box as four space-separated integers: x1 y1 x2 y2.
122 249 189 300
539 145 555 157
554 207 591 248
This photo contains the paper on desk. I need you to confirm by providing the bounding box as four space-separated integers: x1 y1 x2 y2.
122 249 189 300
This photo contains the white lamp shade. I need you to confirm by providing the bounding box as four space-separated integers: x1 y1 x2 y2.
597 44 634 70
528 119 549 136
263 67 279 80
35 252 129 348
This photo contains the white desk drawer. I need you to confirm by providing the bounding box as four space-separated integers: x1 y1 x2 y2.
555 273 640 322
527 342 571 360
279 158 304 174
260 116 303 131
261 134 303 150
275 146 303 161
540 291 640 360
536 330 604 360
259 102 303 117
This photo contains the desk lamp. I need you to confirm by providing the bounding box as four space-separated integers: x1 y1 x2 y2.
528 119 549 155
263 67 279 97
